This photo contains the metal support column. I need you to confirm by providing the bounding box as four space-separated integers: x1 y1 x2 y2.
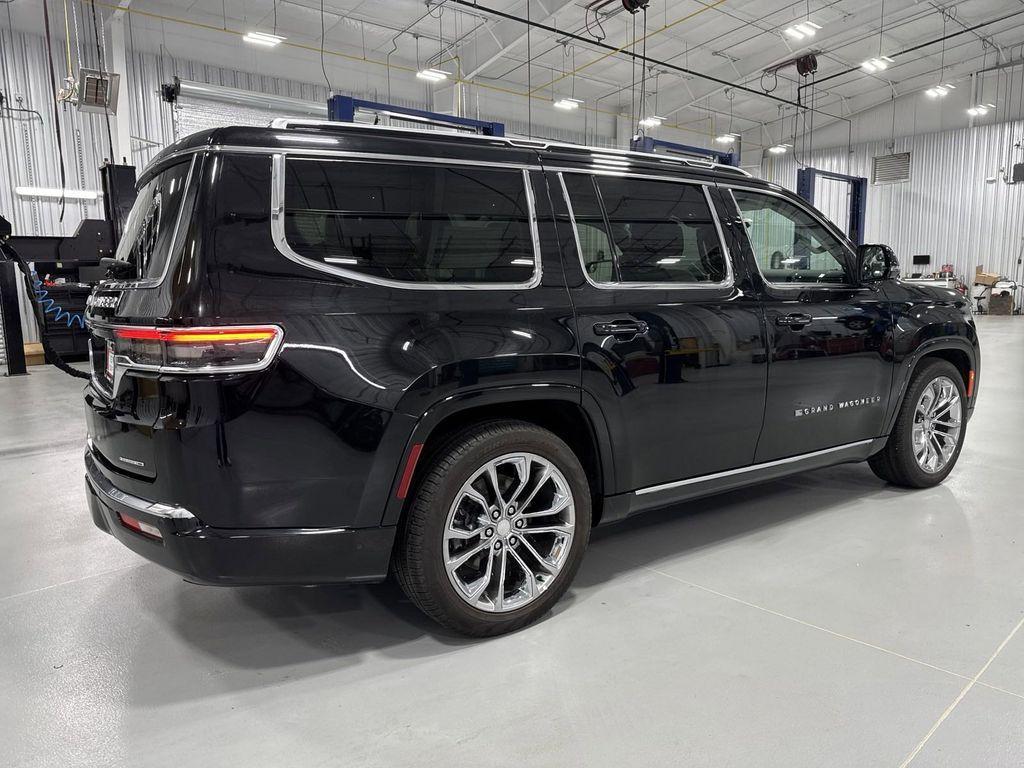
796 167 868 245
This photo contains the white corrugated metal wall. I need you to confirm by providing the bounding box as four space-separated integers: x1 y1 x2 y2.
0 28 614 242
760 120 1024 282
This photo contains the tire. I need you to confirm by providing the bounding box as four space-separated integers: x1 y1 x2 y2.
868 359 967 488
394 420 592 637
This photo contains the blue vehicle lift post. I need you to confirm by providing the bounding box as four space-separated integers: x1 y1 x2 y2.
327 95 505 137
629 136 737 166
796 167 868 245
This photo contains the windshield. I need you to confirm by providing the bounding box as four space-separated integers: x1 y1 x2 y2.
114 158 193 281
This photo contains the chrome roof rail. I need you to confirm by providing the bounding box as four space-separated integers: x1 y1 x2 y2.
265 118 752 177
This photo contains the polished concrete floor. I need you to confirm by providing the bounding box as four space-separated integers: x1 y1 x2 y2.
2 316 1023 767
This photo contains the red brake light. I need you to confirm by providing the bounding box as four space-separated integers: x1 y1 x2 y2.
111 325 283 373
115 327 279 343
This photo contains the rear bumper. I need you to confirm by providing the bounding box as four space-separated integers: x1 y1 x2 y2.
85 450 395 586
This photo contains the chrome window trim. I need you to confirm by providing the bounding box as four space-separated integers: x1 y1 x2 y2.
150 143 543 171
270 154 543 291
85 448 196 520
103 155 198 291
635 439 875 496
557 171 735 291
721 184 859 290
546 165 717 186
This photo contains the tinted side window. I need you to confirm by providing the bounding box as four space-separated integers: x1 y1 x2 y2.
562 174 616 283
283 160 536 284
563 173 727 284
731 190 851 285
115 159 192 280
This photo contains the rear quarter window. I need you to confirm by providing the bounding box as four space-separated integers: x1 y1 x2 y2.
114 159 193 281
281 159 538 285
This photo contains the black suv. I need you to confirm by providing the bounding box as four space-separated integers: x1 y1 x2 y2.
83 121 979 636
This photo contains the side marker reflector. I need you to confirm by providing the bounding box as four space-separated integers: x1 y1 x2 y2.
967 370 975 398
119 513 163 539
396 443 424 500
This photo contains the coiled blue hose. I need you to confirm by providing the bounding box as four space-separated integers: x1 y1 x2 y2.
32 276 86 330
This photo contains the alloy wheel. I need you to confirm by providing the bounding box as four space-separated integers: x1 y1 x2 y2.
443 452 575 613
912 375 963 474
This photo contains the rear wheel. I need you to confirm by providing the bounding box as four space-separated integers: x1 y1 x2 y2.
394 420 591 636
869 359 967 488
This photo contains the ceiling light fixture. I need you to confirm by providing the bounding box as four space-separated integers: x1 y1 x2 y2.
925 83 956 98
768 144 792 154
415 68 449 83
967 103 995 117
553 97 583 110
243 31 286 47
860 56 894 74
783 20 821 40
638 115 664 128
715 133 739 144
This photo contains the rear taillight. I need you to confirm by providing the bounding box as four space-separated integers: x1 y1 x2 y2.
111 325 283 374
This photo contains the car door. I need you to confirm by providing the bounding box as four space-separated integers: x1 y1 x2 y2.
724 186 894 462
552 170 767 494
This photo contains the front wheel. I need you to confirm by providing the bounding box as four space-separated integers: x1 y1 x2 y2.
394 420 591 637
869 359 967 488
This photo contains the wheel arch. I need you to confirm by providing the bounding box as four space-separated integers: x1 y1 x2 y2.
380 385 616 528
886 337 978 434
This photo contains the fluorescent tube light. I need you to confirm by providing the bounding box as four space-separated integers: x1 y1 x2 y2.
861 58 889 73
784 20 820 40
768 145 787 154
715 133 738 144
15 186 100 200
243 31 285 47
416 68 449 82
553 97 583 110
638 115 664 128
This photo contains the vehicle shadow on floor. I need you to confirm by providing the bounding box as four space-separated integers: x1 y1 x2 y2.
571 462 959 593
127 463 955 700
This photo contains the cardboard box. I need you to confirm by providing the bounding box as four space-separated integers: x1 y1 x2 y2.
24 342 45 366
974 266 1000 286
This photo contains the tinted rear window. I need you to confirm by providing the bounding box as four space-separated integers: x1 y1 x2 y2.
282 159 537 284
114 159 193 281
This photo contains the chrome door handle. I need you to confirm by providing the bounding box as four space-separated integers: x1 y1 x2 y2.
775 313 813 328
593 320 649 341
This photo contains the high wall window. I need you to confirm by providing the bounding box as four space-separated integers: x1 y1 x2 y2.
562 173 728 285
283 160 536 285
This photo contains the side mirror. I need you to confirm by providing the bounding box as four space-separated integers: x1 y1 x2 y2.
857 244 899 283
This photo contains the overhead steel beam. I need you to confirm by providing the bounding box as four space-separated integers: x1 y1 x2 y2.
463 0 573 80
447 0 846 121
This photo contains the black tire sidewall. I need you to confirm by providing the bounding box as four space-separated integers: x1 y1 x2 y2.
405 422 592 635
